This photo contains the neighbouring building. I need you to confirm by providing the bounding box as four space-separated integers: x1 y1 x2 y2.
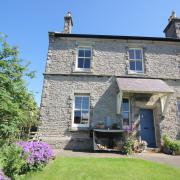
39 11 180 150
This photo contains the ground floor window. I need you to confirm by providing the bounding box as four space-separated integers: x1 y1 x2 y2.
121 98 130 126
73 95 90 127
177 99 180 121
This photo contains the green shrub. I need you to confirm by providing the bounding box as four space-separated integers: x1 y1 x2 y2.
121 138 134 155
163 136 171 149
1 141 54 179
172 141 180 155
162 135 180 155
1 144 27 179
17 141 54 171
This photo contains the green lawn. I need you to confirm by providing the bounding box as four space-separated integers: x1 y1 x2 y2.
19 157 180 180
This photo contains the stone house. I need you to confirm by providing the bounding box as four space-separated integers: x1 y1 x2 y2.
39 12 180 150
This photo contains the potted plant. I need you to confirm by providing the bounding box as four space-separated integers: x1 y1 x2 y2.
112 123 118 129
133 140 147 153
96 121 104 129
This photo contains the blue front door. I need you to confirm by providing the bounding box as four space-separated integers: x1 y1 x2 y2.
140 109 156 147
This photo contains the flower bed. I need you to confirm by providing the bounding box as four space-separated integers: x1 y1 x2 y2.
17 141 54 169
1 141 54 179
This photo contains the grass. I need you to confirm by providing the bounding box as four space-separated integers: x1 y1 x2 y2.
18 157 180 180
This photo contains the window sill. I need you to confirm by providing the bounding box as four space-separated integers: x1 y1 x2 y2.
72 68 93 73
70 127 90 132
128 71 144 75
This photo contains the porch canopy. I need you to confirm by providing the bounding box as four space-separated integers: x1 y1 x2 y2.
116 78 174 115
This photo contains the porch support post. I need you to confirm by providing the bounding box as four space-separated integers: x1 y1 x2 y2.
117 91 123 114
160 94 170 116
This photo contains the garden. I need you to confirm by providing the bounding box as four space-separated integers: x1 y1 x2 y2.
1 33 180 180
0 34 54 179
18 157 180 180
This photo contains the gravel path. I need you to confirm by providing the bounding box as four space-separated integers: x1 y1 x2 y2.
54 150 180 168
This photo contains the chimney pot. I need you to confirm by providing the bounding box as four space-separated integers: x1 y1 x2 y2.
164 11 180 39
168 10 176 22
63 12 73 34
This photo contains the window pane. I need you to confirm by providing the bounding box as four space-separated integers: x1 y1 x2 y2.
135 50 142 59
121 98 130 126
74 110 81 124
85 50 91 57
123 118 130 126
122 112 129 119
123 99 129 103
136 60 143 71
78 58 84 68
178 100 180 121
82 97 89 110
129 50 135 59
122 99 129 111
130 61 135 70
78 49 84 57
81 110 89 124
75 96 82 109
84 58 90 68
178 100 180 112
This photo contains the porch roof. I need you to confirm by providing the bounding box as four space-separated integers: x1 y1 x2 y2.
116 78 174 94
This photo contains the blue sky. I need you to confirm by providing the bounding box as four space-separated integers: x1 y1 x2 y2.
1 0 180 105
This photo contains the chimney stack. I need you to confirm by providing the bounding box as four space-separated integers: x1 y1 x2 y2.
164 11 180 39
63 12 73 34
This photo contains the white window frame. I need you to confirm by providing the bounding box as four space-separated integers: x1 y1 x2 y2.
75 46 92 71
128 48 144 74
177 99 180 121
72 94 90 128
121 98 131 126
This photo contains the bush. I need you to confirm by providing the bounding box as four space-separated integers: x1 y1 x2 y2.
163 136 180 155
1 144 27 179
17 141 54 171
1 141 54 179
121 138 134 155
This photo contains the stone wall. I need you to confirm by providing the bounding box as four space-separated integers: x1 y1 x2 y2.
161 80 180 139
165 23 177 38
46 37 180 79
39 75 119 149
40 36 180 149
175 22 180 39
39 74 180 149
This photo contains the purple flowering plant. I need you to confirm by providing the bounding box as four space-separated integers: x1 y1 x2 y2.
0 169 5 180
17 141 54 170
0 169 10 180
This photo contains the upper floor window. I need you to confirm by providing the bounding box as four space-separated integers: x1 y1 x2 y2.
177 99 180 121
128 48 144 73
73 95 90 127
76 47 92 70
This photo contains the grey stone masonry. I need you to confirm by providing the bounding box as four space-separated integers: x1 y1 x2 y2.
40 75 118 149
46 37 180 79
164 18 180 39
39 34 180 150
